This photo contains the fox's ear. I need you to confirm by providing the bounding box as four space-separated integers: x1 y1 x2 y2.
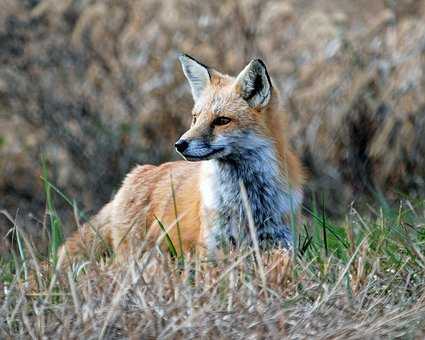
179 54 211 102
235 59 272 109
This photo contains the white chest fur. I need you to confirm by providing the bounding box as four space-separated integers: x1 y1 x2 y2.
199 137 303 252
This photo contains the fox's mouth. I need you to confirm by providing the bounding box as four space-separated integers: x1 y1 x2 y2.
179 147 226 161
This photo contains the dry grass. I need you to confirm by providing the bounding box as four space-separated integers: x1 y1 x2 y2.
1 197 425 338
1 1 425 245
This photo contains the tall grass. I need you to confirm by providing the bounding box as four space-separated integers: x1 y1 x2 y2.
1 179 425 338
41 157 64 266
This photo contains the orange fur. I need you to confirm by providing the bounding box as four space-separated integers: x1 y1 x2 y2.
59 56 304 265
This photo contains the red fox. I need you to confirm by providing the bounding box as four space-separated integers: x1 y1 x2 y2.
59 54 304 264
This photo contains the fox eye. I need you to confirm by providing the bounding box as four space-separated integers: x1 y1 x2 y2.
213 116 231 126
192 115 197 124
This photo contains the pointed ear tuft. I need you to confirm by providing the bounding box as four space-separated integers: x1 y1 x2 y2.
179 54 211 102
235 59 272 109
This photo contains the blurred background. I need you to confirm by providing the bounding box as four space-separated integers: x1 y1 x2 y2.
1 0 425 253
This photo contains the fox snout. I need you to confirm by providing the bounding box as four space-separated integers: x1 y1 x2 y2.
175 137 225 161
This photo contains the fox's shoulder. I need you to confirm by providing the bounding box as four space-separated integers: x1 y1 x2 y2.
113 161 201 217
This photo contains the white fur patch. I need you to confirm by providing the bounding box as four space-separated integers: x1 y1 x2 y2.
200 160 224 253
199 160 219 211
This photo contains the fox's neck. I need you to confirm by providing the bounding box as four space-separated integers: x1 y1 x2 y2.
263 104 304 189
200 132 302 250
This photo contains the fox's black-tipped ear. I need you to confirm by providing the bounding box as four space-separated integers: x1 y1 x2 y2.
179 54 211 102
235 59 272 109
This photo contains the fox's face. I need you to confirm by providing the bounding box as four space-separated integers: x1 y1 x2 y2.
176 55 274 161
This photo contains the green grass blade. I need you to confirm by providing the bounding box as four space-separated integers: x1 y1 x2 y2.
321 194 329 257
155 216 177 258
170 173 184 263
41 156 64 265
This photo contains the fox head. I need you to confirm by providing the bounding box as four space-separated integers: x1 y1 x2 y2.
175 54 278 162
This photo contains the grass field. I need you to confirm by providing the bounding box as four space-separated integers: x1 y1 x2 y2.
1 176 425 339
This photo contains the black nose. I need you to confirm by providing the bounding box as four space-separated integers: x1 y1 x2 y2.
175 139 189 153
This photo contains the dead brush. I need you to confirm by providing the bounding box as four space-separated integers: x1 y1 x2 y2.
2 0 425 239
